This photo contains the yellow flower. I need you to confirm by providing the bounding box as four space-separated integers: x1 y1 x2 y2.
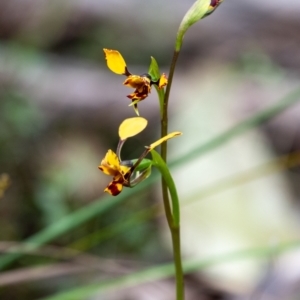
103 49 168 115
99 117 148 196
123 75 152 102
98 150 131 196
98 117 182 196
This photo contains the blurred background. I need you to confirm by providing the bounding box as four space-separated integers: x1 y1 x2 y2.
1 0 300 299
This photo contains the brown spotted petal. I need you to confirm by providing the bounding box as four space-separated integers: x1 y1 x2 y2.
127 86 150 101
105 177 124 196
99 150 132 196
124 75 151 101
104 167 131 196
123 75 147 89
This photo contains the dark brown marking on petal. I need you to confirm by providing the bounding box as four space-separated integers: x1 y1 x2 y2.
106 182 122 196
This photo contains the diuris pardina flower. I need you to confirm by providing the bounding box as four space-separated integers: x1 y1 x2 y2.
98 117 181 196
103 49 168 115
98 150 131 196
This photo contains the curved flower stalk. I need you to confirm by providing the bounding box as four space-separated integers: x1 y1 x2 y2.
98 117 181 196
103 49 168 115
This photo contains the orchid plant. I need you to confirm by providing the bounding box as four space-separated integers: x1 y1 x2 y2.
98 1 223 299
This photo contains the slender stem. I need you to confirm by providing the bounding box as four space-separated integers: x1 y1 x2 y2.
161 179 173 227
160 50 180 159
171 226 184 300
160 48 184 300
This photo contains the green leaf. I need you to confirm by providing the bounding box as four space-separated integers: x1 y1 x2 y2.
173 87 300 168
149 56 165 117
150 149 180 226
0 192 131 269
153 85 165 118
148 56 161 82
130 158 153 172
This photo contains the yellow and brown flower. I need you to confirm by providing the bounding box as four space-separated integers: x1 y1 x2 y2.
103 48 168 114
98 117 182 196
98 149 131 196
124 74 152 101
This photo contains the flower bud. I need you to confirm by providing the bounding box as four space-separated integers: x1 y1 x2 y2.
176 0 223 51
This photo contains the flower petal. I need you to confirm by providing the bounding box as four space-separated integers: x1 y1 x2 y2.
98 150 121 176
158 73 168 89
119 117 148 139
104 180 123 196
127 91 148 101
103 49 127 75
123 75 150 89
120 165 131 175
148 132 182 150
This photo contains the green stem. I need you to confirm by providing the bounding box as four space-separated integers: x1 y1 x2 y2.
171 226 184 300
160 48 184 300
161 50 180 158
160 50 180 228
161 178 173 227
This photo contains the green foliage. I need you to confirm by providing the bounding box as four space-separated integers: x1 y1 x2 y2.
151 149 180 226
148 56 161 82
